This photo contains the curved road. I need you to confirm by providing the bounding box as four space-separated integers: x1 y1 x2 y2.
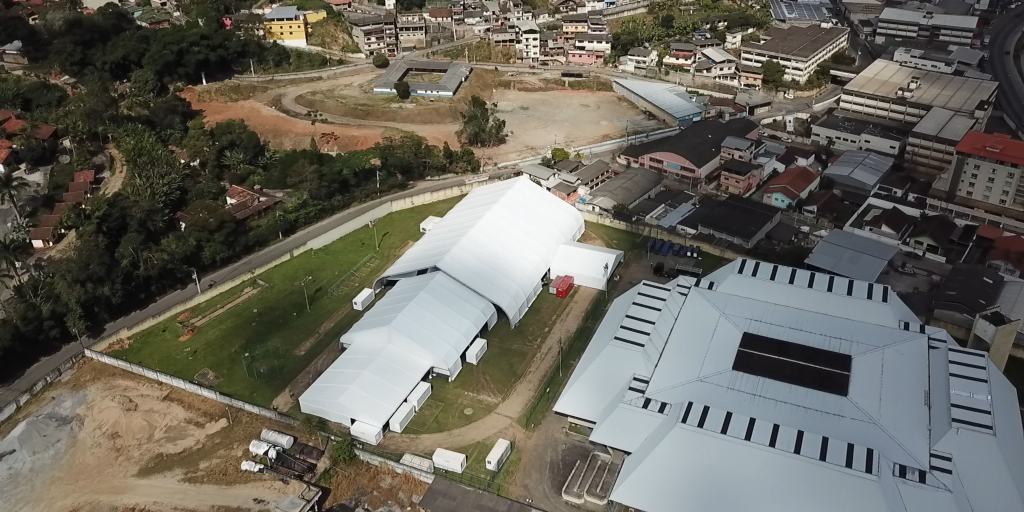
0 169 514 405
989 4 1024 135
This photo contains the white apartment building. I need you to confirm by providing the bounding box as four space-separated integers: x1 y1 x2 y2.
948 132 1024 211
840 59 997 125
514 20 541 62
740 24 849 84
619 47 657 73
875 8 978 46
575 32 612 53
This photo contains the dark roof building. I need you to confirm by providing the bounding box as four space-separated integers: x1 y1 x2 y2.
681 195 781 249
618 118 759 179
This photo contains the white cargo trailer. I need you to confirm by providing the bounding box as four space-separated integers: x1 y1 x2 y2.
465 338 488 365
432 448 467 473
389 402 416 433
485 438 512 471
352 288 375 311
351 421 384 445
406 381 432 411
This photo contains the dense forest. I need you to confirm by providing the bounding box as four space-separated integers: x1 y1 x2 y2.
0 2 480 382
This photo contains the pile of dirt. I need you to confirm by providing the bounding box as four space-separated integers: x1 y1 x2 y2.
325 462 429 510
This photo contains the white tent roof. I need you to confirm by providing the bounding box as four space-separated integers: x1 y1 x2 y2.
379 176 584 326
556 259 1024 512
299 272 496 428
549 242 623 290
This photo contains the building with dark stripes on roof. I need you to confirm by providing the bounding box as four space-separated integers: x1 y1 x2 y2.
553 259 1024 512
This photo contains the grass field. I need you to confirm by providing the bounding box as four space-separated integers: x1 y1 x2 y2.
438 436 522 497
110 197 463 407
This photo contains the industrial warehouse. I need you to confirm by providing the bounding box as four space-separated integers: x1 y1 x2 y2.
554 259 1024 512
299 177 622 444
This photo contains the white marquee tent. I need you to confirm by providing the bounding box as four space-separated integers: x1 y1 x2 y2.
377 176 585 326
299 272 496 439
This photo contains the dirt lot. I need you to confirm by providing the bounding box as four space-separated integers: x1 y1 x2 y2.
186 68 663 162
0 361 312 512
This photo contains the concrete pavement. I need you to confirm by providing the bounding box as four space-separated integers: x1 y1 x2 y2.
0 169 514 405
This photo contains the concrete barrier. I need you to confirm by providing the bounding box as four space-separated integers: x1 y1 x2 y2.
0 352 85 425
355 448 436 483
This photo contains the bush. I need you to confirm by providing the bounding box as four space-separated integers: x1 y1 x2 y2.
394 80 411 100
372 52 390 68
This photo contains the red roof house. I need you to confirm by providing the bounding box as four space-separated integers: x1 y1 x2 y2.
62 191 87 204
762 166 820 209
74 169 96 183
1 117 27 135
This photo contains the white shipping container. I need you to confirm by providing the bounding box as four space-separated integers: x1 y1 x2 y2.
432 448 467 473
351 421 384 445
406 381 432 410
465 338 488 365
420 216 442 233
352 288 375 311
485 438 512 471
389 402 416 433
260 428 295 449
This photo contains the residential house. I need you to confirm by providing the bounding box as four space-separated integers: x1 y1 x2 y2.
691 37 723 50
561 12 589 35
762 166 820 209
463 9 483 24
619 47 657 73
679 195 781 248
575 160 615 195
326 0 353 11
724 28 745 49
663 41 697 69
225 185 281 221
862 205 917 241
513 20 541 62
738 63 763 89
718 159 762 196
574 32 612 54
693 47 737 85
540 31 564 59
551 181 580 203
552 0 586 13
520 163 560 188
617 118 759 183
554 159 583 174
29 227 58 249
348 13 399 57
1 40 28 65
587 15 607 34
907 214 958 258
720 135 759 162
397 13 426 49
424 8 453 23
567 48 603 65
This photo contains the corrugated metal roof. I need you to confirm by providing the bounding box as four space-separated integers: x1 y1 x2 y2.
805 230 898 281
613 79 703 121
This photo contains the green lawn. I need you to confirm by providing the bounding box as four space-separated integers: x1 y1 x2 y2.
403 291 573 434
110 197 462 407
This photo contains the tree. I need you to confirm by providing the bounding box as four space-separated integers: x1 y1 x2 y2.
372 52 390 69
394 80 410 100
550 147 570 162
0 234 30 285
761 59 785 89
456 95 507 147
0 171 31 222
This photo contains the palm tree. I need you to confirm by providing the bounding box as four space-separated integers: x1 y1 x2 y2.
0 234 30 286
0 171 31 223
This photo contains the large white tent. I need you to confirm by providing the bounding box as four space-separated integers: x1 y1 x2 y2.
299 272 496 439
377 176 585 326
554 259 1024 512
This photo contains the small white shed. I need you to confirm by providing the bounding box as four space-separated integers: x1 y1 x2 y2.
465 338 488 365
432 448 467 473
420 216 442 233
352 288 375 311
350 421 384 445
389 402 416 433
485 438 512 471
406 381 432 411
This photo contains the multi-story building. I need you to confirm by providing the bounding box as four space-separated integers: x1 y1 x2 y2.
875 8 979 46
513 20 541 62
904 107 977 176
811 111 908 157
740 24 849 84
561 12 589 34
893 47 957 74
263 6 308 47
619 47 657 73
574 32 612 54
618 118 759 182
946 132 1024 212
397 12 426 50
587 15 607 34
718 159 763 196
839 59 997 125
348 13 399 56
694 47 737 85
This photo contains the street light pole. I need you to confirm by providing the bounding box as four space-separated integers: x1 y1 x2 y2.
191 268 201 295
369 220 379 251
242 352 251 379
298 276 312 312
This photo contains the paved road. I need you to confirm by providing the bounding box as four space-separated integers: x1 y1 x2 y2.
0 169 515 405
989 4 1024 136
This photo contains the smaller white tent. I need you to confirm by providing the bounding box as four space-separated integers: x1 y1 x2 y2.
299 272 497 432
549 242 624 291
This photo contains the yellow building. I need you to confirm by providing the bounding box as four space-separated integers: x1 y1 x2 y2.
264 5 308 47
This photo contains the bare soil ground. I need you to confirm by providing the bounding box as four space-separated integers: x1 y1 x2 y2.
187 68 662 162
0 361 310 512
323 462 428 510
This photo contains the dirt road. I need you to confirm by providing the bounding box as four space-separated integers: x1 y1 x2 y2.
382 286 598 453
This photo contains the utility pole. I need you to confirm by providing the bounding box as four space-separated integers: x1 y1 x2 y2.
191 268 201 295
242 352 251 379
369 220 379 251
298 276 312 312
558 336 563 377
250 58 256 76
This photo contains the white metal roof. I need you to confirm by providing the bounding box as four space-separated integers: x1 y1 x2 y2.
379 176 584 326
299 272 496 428
805 229 898 281
613 79 704 121
825 150 894 191
556 259 1024 512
